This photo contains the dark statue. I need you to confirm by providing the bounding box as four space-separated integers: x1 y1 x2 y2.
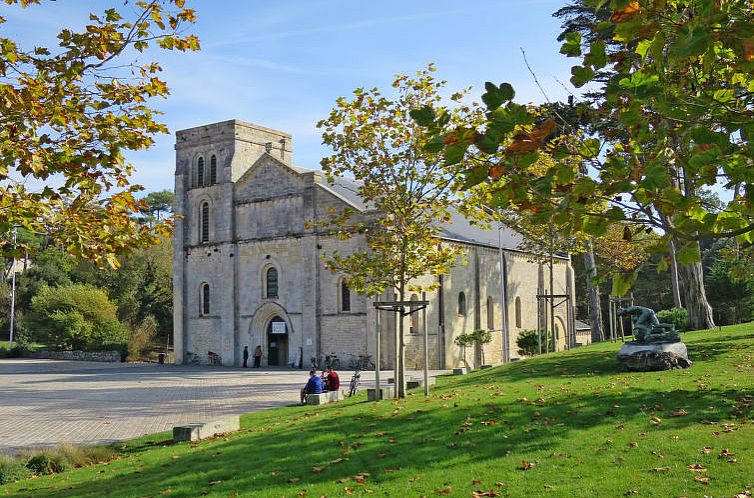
616 306 681 344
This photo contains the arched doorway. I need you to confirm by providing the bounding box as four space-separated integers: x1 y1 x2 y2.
267 316 288 366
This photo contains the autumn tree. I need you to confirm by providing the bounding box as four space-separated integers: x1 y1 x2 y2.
317 65 475 397
0 0 198 267
417 0 753 330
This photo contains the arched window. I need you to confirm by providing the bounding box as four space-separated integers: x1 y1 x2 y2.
201 283 210 315
457 292 466 316
200 202 209 243
341 280 351 312
409 293 419 333
209 155 217 184
197 157 205 186
266 267 278 299
487 296 494 330
515 296 522 328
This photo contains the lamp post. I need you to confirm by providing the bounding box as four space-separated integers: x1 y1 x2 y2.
8 227 17 349
498 224 509 363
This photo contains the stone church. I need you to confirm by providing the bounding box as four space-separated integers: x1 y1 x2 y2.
173 119 579 369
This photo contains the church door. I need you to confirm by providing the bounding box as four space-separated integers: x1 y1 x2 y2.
267 316 288 366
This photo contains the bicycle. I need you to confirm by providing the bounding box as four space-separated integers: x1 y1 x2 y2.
325 352 340 369
348 354 375 371
348 370 361 397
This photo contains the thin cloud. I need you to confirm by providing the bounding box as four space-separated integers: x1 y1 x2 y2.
206 10 464 48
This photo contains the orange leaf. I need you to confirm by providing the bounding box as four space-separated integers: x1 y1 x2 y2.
610 2 640 23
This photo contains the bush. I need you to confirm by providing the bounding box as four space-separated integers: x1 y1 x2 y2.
0 454 31 484
127 316 158 362
15 444 115 477
24 284 127 352
516 329 555 357
657 307 688 331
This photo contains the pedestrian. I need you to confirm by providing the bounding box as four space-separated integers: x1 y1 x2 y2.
300 369 324 405
242 346 249 368
253 345 262 368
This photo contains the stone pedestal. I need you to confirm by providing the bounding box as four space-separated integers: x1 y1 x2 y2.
617 341 692 372
367 386 395 401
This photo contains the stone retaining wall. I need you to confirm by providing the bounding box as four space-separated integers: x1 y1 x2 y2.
24 350 122 362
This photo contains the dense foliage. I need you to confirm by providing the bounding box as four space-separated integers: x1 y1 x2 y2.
0 1 197 266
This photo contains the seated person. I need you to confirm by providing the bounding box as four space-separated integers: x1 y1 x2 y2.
324 366 340 392
300 369 324 405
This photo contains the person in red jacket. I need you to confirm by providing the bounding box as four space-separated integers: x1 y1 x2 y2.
324 366 340 392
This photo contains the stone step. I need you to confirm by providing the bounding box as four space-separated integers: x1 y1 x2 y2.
173 415 240 442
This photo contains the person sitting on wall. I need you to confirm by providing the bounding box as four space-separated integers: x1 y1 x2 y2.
300 369 324 405
323 366 340 392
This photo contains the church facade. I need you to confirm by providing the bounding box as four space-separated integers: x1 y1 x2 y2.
173 119 579 369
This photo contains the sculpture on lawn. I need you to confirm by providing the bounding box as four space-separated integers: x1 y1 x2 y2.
615 306 690 371
616 306 681 344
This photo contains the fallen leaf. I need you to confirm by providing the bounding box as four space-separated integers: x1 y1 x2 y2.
433 485 452 495
269 471 280 477
288 477 300 483
688 463 707 473
471 490 501 498
520 459 536 470
649 417 662 426
701 447 712 454
694 475 710 485
208 480 222 486
652 467 670 472
338 478 350 483
311 466 327 473
158 490 172 495
495 482 505 487
670 409 688 417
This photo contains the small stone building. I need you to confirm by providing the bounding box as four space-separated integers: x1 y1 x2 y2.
173 119 578 369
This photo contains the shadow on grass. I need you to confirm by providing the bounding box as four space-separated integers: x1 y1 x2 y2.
8 379 748 498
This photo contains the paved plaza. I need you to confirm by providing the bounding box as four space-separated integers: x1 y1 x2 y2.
0 359 442 454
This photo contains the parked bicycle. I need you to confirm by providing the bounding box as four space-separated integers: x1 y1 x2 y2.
348 354 375 371
348 370 361 397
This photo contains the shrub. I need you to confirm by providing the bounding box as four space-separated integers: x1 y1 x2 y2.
657 307 688 331
516 329 554 357
25 284 127 352
0 454 31 484
127 316 158 362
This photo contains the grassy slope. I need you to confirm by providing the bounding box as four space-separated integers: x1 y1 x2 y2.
3 325 753 498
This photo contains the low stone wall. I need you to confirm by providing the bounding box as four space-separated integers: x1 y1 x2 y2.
24 350 122 362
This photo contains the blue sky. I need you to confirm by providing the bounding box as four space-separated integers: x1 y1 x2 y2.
5 0 581 193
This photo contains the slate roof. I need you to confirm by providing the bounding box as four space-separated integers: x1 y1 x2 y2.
297 165 525 251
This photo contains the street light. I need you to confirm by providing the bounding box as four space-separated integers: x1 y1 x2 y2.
8 227 17 349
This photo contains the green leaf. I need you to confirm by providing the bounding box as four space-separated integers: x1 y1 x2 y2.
585 39 607 68
670 26 710 60
570 65 595 88
560 32 582 57
482 83 515 111
410 106 435 127
676 243 701 265
611 271 638 297
462 165 489 189
444 144 466 166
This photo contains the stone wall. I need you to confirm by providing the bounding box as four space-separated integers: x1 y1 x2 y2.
25 350 122 362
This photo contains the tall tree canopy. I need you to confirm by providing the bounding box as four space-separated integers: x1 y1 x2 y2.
0 0 198 267
417 0 753 330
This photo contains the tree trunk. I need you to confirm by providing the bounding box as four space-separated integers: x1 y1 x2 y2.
677 242 715 330
583 239 604 342
668 239 683 308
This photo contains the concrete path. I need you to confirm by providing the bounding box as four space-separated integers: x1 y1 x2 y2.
0 359 445 453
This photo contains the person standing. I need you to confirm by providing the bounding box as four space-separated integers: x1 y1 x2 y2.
242 346 249 368
253 345 262 368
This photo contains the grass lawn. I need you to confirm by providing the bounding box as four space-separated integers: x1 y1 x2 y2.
2 325 752 498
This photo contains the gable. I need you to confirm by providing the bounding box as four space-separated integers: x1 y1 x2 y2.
234 154 304 203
